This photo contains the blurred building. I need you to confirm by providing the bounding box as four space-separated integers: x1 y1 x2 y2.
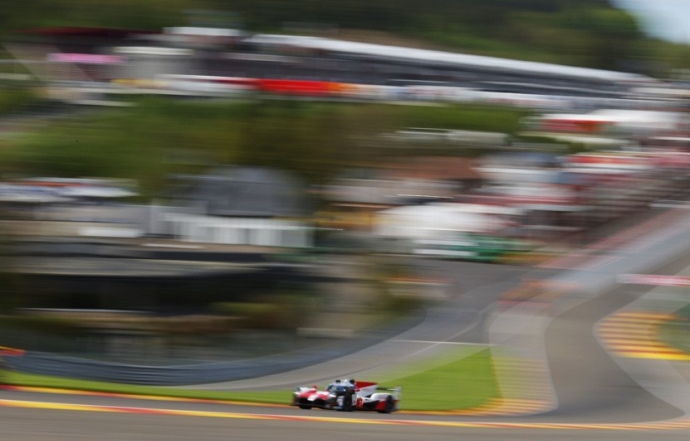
4 27 154 84
317 157 482 230
152 166 312 248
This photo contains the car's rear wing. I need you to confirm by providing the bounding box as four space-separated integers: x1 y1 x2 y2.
377 385 401 399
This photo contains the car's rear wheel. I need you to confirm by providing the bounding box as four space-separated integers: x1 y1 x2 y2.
377 396 394 414
299 405 312 410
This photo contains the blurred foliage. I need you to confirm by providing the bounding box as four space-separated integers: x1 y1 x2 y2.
2 99 529 198
0 0 191 30
0 86 41 115
212 301 284 329
0 0 686 74
392 104 529 134
211 293 316 331
206 0 665 73
0 314 81 335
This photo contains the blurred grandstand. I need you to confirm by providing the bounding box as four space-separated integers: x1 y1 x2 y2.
3 25 684 109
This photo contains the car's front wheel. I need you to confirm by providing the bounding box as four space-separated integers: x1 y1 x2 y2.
299 405 312 410
334 392 355 411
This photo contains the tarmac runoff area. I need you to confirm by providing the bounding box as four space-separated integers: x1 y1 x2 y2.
489 205 690 419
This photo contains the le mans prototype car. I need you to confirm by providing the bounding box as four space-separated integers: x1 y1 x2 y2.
291 379 401 413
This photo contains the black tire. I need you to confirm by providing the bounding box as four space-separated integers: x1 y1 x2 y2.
345 393 354 412
336 393 353 412
299 405 312 410
377 396 394 414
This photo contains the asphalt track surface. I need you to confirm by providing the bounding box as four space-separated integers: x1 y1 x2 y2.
5 207 690 439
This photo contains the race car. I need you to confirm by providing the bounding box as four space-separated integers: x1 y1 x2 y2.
291 379 400 413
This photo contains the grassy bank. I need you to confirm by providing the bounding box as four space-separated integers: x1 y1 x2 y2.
4 349 499 411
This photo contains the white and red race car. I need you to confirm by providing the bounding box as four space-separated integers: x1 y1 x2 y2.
291 379 400 413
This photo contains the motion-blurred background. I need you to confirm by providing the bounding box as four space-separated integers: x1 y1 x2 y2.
0 0 690 382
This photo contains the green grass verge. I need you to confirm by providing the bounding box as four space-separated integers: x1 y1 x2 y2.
658 321 690 353
658 304 690 353
375 349 500 411
5 349 499 411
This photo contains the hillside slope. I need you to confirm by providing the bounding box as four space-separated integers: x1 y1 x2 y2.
0 0 681 74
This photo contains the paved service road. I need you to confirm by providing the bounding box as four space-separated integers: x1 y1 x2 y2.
184 258 532 391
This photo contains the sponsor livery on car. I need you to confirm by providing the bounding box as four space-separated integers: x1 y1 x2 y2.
291 379 400 413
